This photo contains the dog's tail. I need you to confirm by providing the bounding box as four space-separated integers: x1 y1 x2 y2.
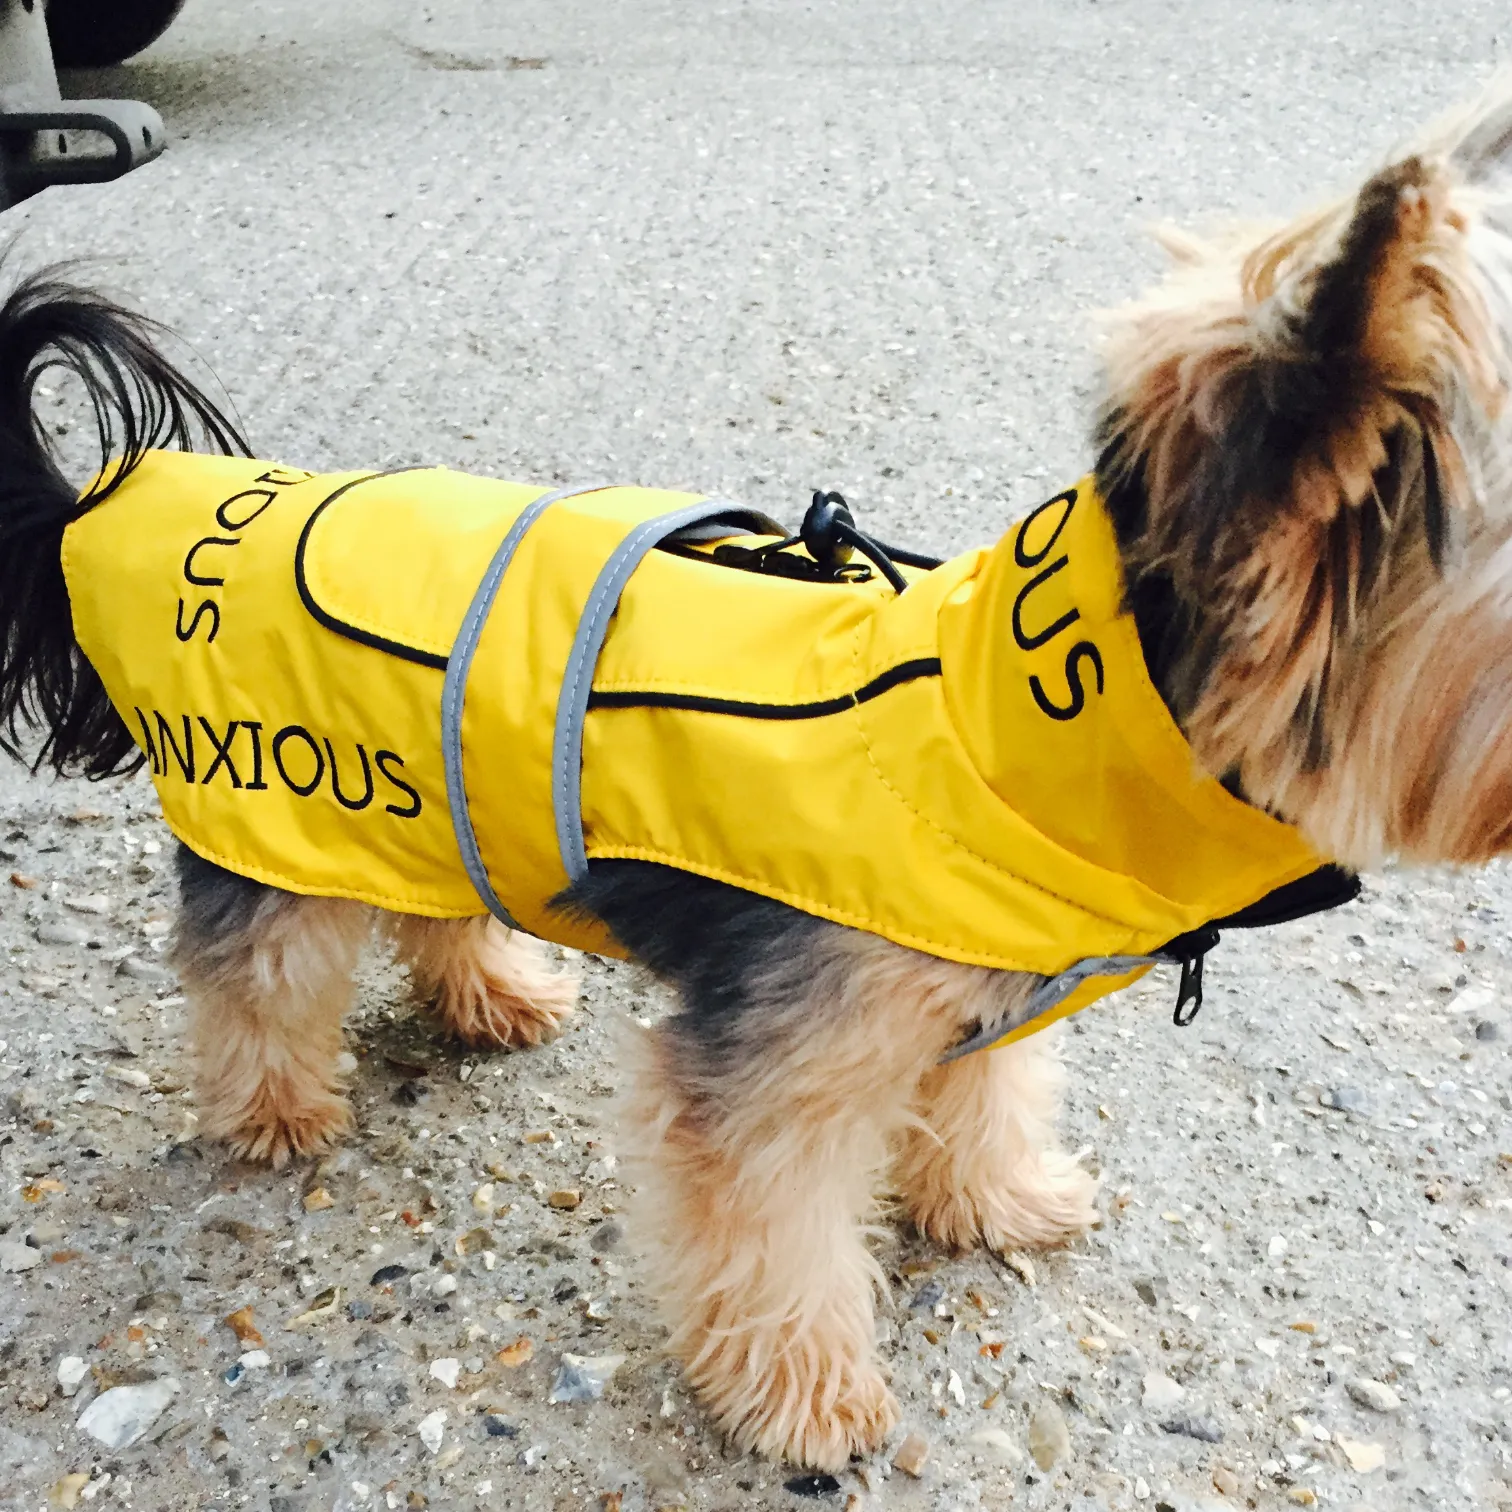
0 265 247 778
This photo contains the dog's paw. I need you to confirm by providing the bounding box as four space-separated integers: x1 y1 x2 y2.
423 927 579 1050
778 1369 899 1471
211 1087 352 1169
718 1359 898 1471
435 967 578 1050
914 1151 1099 1253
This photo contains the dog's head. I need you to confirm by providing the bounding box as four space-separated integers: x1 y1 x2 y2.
1096 83 1512 866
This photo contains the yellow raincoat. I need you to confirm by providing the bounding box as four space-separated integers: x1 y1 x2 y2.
61 453 1338 1049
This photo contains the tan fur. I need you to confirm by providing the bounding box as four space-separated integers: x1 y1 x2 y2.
174 905 575 1166
387 913 577 1047
1246 534 1512 865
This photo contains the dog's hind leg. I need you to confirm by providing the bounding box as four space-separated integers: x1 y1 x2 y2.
893 1028 1099 1254
171 846 372 1167
386 915 576 1050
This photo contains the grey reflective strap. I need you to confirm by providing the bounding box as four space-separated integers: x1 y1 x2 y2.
441 483 608 928
939 951 1165 1062
551 498 749 882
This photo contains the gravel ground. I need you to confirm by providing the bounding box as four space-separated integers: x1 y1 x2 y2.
1 2 1511 1510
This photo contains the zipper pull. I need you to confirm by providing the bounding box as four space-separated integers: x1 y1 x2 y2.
1173 951 1206 1027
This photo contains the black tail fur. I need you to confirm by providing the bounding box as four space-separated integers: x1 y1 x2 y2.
0 265 248 777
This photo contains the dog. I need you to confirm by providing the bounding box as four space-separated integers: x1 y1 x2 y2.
4 82 1512 1471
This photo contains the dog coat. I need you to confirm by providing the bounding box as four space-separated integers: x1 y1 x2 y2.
61 453 1347 1050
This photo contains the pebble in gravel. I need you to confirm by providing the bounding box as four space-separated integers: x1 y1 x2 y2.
0 1238 42 1272
968 1427 1024 1464
117 955 169 983
223 1307 264 1347
56 1356 89 1397
288 1285 342 1326
417 1408 447 1454
1446 984 1497 1016
63 893 111 915
496 1337 534 1367
36 922 89 946
1162 1415 1224 1443
1002 1251 1036 1287
429 1358 461 1389
48 1473 90 1510
1347 1379 1403 1413
548 1352 624 1403
909 1278 945 1310
785 1474 842 1498
1321 1086 1369 1116
1337 1437 1386 1472
891 1432 930 1477
76 1378 180 1449
1142 1372 1185 1411
1028 1402 1071 1469
589 1220 623 1253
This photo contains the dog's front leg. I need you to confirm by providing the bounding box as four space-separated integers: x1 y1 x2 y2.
616 925 983 1470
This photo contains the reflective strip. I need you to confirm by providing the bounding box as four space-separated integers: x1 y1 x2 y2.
552 499 751 882
939 952 1165 1061
441 483 607 927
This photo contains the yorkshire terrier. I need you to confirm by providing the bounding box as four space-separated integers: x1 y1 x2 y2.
2 84 1511 1472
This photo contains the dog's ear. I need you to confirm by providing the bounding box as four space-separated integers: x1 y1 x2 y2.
1199 158 1479 763
1258 157 1443 406
1102 152 1482 573
1098 147 1501 776
1215 155 1472 543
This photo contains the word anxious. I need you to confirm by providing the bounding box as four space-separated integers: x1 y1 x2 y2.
133 708 422 818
